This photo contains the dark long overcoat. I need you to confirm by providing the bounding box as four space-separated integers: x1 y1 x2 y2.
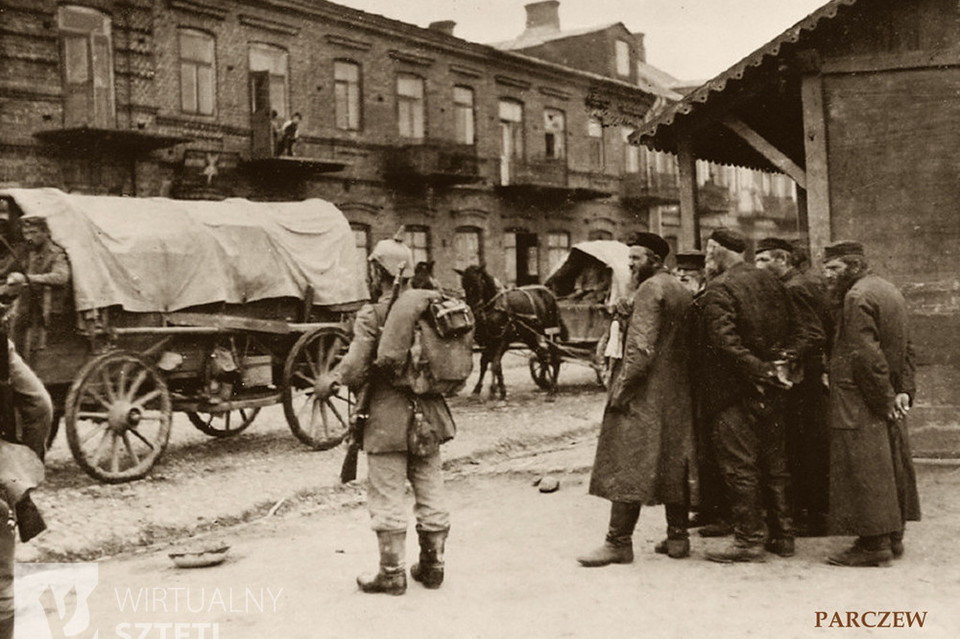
589 269 694 505
828 274 920 536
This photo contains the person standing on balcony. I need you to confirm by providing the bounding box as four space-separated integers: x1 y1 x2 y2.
277 112 302 157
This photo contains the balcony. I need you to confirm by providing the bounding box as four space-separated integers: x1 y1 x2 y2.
620 171 679 204
383 142 480 186
698 181 732 213
496 157 567 198
34 126 189 155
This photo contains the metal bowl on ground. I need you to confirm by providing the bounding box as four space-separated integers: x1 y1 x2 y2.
168 545 231 568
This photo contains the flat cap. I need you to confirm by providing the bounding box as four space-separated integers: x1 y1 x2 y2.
708 228 747 253
823 240 865 261
755 237 794 254
19 216 48 229
675 252 705 270
627 232 670 260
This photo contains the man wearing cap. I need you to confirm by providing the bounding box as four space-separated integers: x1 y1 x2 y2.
822 241 919 567
755 237 830 536
699 228 798 563
673 251 705 295
578 232 695 564
4 217 71 364
316 236 455 594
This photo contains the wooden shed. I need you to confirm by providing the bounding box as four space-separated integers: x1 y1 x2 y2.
635 0 960 455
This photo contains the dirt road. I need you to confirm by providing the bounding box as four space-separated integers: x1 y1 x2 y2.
18 438 960 639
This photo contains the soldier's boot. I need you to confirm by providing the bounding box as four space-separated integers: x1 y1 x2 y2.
410 526 448 589
654 504 691 558
826 535 893 567
357 530 407 595
577 502 640 567
764 481 795 557
0 615 11 639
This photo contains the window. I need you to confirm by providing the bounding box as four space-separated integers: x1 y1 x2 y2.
179 29 215 115
547 232 570 275
453 86 475 145
350 223 370 282
544 109 565 160
503 232 517 286
58 5 114 127
397 74 425 139
249 44 288 117
615 40 631 77
454 227 483 271
334 61 361 131
499 99 524 159
588 117 604 167
622 127 639 173
404 226 430 265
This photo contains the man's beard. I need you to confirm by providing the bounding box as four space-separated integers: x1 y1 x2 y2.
631 262 657 287
827 270 859 302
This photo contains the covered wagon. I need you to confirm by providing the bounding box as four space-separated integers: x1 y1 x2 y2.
0 188 367 482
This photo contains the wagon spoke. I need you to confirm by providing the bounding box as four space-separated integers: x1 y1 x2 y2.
117 362 130 401
321 337 337 370
137 409 166 423
82 386 112 411
121 431 140 466
132 389 162 408
294 371 315 386
79 422 108 446
222 412 232 429
127 427 156 450
100 368 117 402
91 428 113 463
76 411 110 420
324 399 346 426
126 370 149 400
109 434 121 473
303 348 319 376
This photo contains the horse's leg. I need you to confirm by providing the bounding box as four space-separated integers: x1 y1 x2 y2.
491 341 508 401
472 348 490 395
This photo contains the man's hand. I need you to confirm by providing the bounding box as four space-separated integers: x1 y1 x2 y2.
314 373 340 401
888 393 911 421
5 272 25 286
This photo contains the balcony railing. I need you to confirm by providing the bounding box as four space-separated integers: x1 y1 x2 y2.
384 142 480 185
502 157 568 189
620 171 679 204
698 181 732 213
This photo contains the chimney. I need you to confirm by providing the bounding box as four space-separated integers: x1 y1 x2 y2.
633 32 646 63
525 1 560 32
428 20 456 36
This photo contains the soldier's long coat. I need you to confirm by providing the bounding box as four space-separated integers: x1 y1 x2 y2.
589 269 695 505
828 274 920 536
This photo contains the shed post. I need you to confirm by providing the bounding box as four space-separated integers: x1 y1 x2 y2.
801 74 831 261
677 134 699 250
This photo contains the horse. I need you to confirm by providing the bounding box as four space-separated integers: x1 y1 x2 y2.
411 260 439 290
456 264 564 400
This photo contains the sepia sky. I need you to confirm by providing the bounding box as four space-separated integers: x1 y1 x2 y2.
333 0 829 82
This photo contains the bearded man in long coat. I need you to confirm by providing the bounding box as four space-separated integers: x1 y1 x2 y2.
822 240 920 567
577 232 695 565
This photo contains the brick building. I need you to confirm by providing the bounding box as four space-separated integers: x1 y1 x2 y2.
0 0 797 290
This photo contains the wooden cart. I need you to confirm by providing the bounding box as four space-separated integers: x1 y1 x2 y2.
530 240 632 389
0 189 367 483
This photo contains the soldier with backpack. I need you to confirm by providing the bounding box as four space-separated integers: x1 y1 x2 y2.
316 235 468 596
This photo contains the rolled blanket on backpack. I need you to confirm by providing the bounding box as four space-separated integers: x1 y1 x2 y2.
375 289 441 376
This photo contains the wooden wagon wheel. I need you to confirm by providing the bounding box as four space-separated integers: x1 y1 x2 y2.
282 326 351 450
65 351 172 483
187 408 260 438
528 354 557 391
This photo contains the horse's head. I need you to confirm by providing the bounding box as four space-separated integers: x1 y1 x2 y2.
411 260 438 290
456 264 497 310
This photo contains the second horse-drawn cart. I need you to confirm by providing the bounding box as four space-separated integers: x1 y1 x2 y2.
533 240 632 388
0 188 367 483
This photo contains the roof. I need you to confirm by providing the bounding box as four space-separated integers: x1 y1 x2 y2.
632 0 860 170
0 188 368 313
491 22 621 51
636 61 684 100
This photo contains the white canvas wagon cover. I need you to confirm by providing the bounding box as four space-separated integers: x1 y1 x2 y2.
544 240 631 306
0 188 368 313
